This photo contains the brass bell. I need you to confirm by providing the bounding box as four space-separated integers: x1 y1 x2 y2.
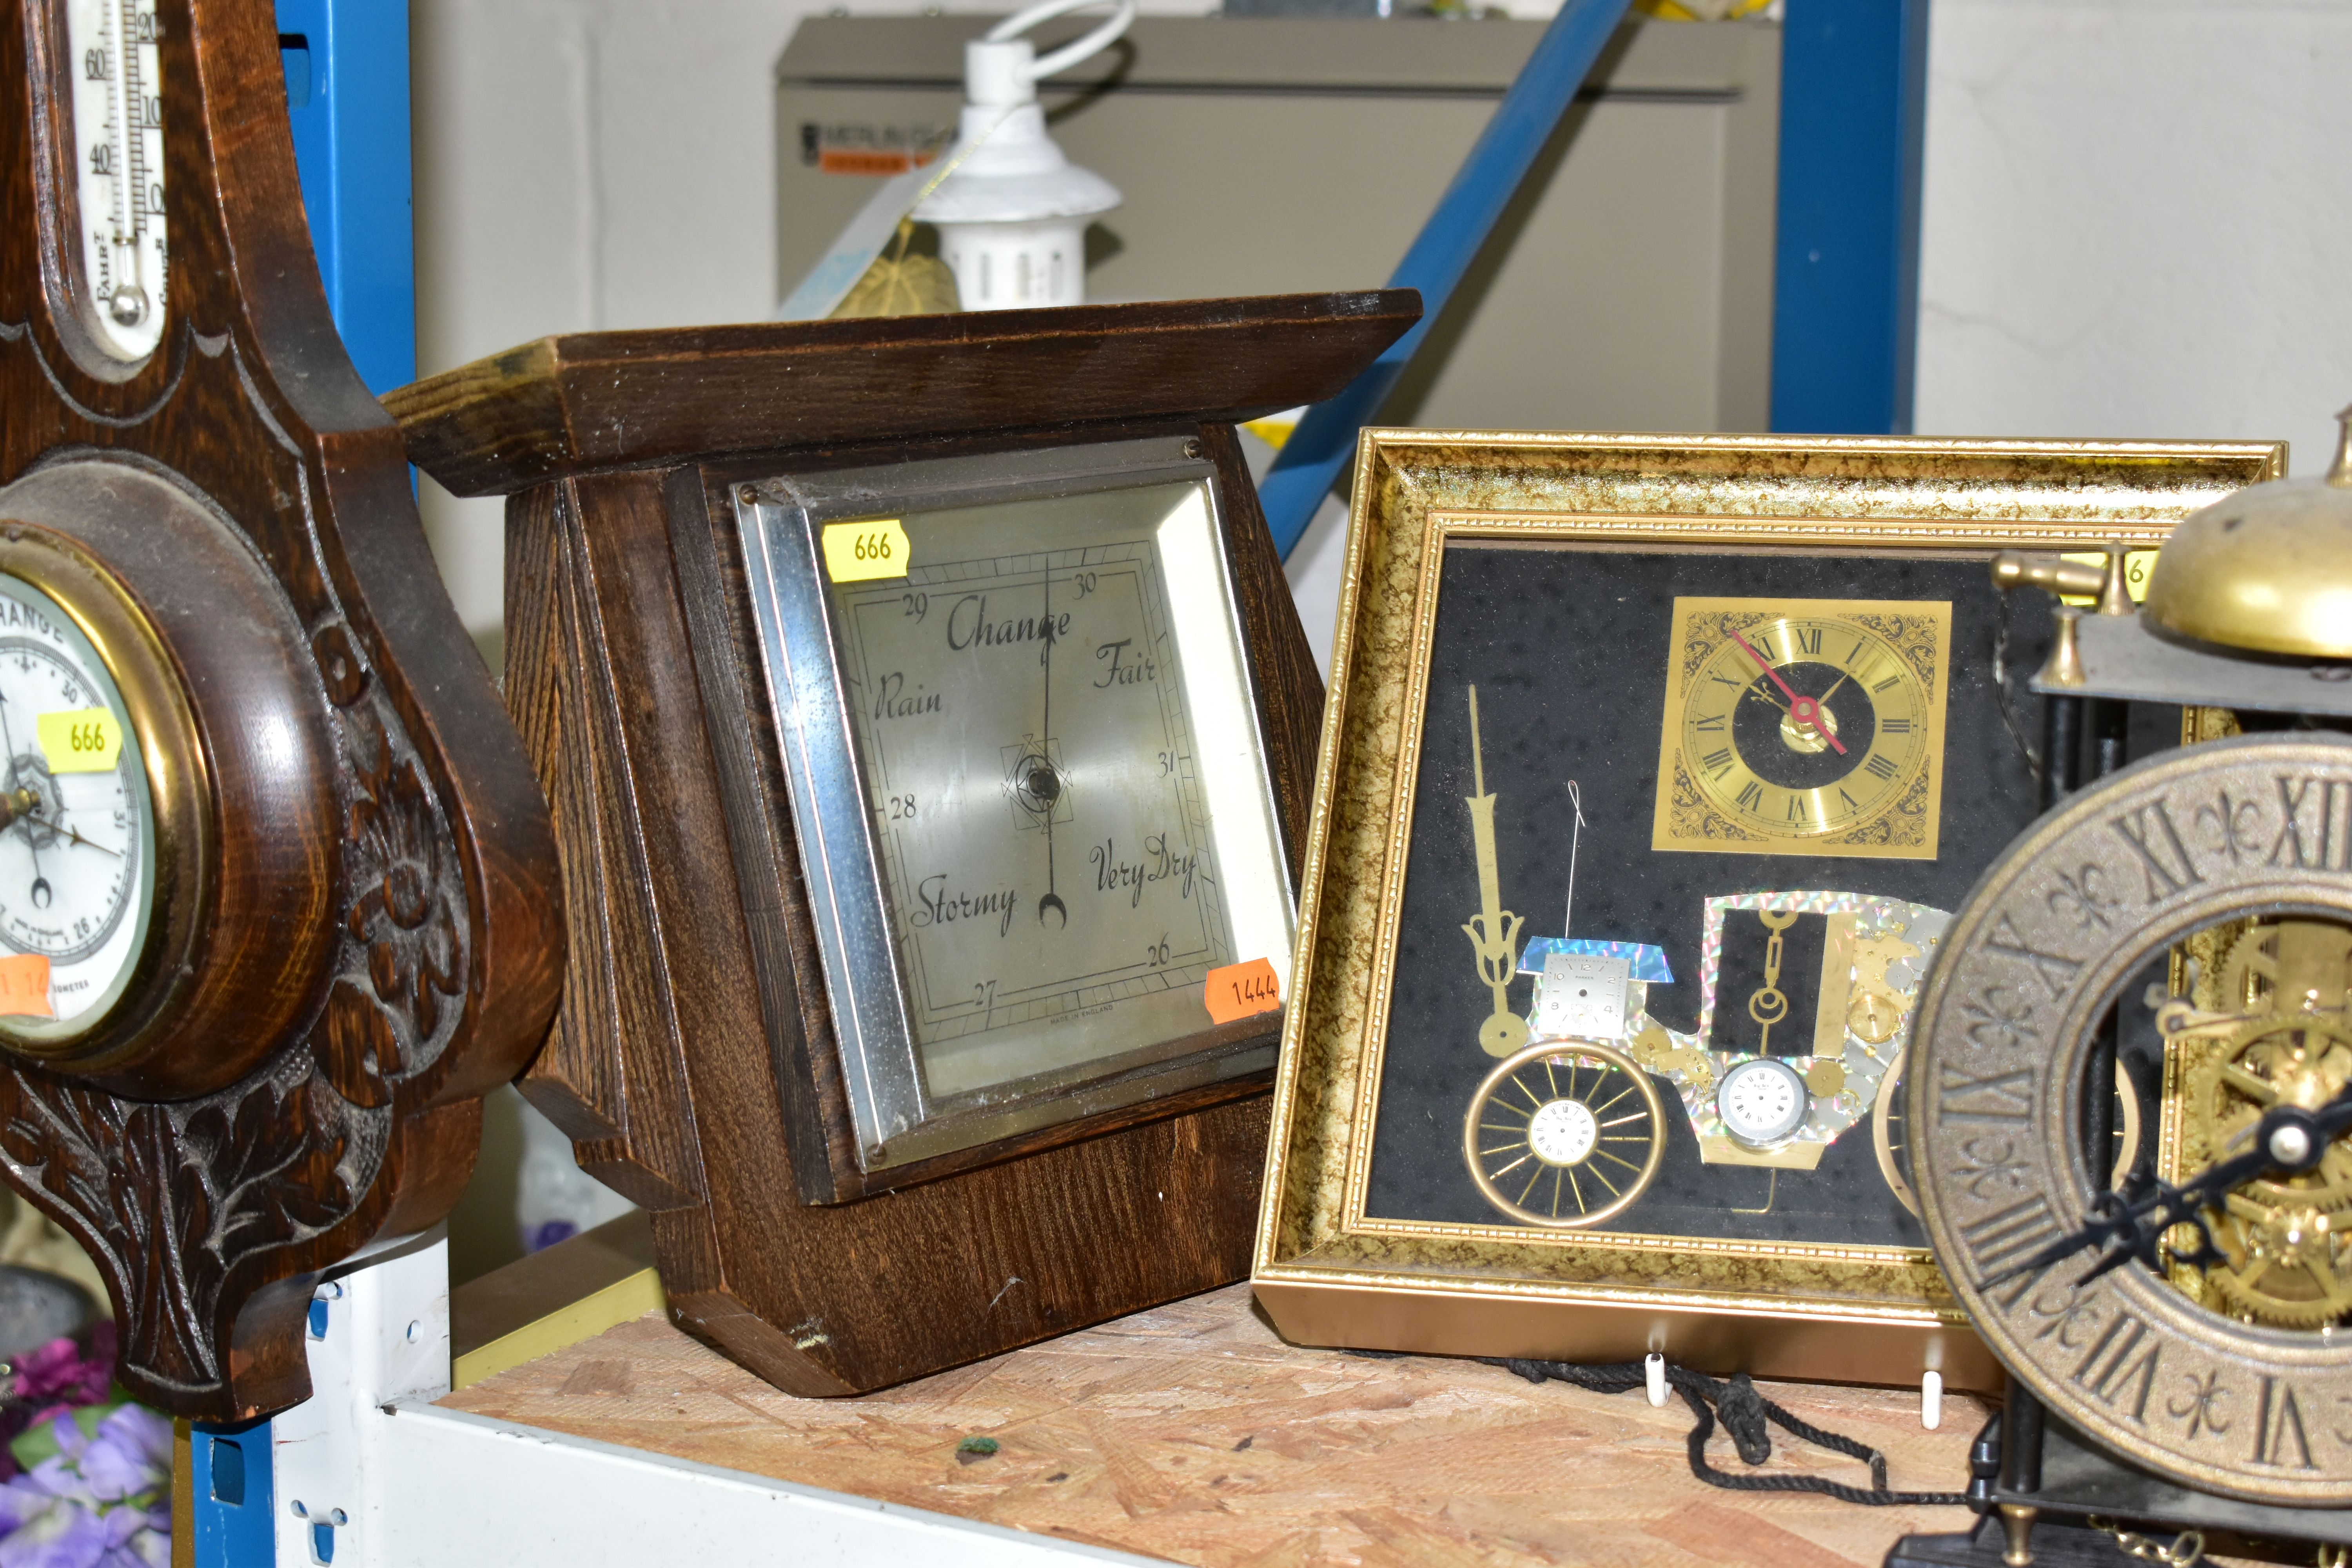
2142 403 2352 659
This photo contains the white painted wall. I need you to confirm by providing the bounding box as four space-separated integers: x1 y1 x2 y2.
1913 0 2352 473
410 0 1233 647
414 0 2352 643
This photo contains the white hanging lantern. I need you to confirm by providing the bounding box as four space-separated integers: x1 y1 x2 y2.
914 0 1134 312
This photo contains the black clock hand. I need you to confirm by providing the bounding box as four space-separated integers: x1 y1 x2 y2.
1981 1079 2352 1290
1036 565 1066 929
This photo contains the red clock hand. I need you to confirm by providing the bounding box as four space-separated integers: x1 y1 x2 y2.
1726 625 1847 756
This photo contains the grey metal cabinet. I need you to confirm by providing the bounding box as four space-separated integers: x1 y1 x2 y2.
776 15 1779 434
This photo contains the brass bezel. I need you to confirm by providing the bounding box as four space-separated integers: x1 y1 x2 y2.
0 522 204 1069
1252 430 2285 1388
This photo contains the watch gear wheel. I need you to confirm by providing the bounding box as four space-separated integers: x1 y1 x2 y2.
2191 1014 2352 1214
2216 918 2352 1014
2205 1200 2352 1327
2174 925 2352 1327
1630 1022 1713 1091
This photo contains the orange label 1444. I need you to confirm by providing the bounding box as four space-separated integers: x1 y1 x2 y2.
0 954 51 1019
1205 958 1281 1025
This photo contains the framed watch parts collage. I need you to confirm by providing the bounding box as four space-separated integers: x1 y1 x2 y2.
1253 432 2285 1385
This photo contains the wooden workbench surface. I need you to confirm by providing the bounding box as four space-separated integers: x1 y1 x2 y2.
440 1283 1986 1565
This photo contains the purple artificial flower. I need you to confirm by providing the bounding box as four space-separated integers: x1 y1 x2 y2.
12 1328 114 1429
0 1479 49 1536
73 1410 165 1508
96 1501 167 1568
0 1492 105 1568
25 1456 96 1513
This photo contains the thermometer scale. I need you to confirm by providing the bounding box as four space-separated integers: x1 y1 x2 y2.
65 0 166 359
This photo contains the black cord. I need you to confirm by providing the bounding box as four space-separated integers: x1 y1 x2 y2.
1483 1356 1969 1508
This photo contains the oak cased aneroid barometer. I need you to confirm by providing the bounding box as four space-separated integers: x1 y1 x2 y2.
740 450 1294 1177
0 0 561 1423
387 292 1416 1394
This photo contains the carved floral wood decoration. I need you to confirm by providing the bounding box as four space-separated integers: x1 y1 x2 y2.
0 0 561 1421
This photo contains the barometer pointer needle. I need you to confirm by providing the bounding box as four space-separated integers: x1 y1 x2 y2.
1037 561 1067 928
0 694 48 901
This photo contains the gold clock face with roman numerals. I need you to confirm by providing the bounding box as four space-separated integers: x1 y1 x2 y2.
1653 597 1952 860
1910 736 2352 1507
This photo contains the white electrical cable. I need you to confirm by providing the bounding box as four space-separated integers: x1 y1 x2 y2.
985 0 1138 80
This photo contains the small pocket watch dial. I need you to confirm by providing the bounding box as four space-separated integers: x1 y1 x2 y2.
0 572 154 1042
1715 1056 1808 1146
62 0 168 360
1464 1042 1665 1227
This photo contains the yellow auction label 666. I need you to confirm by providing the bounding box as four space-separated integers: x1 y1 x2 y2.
821 519 910 583
35 708 122 772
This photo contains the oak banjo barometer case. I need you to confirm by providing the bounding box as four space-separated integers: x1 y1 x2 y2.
388 293 1416 1394
0 0 561 1421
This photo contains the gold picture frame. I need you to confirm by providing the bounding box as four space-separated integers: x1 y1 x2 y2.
1252 431 2284 1390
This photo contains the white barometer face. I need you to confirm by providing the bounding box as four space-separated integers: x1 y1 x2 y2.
827 480 1289 1100
0 573 155 1040
739 443 1298 1174
65 0 168 360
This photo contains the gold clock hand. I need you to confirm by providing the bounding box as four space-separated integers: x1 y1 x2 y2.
1459 686 1528 1059
1726 624 1846 756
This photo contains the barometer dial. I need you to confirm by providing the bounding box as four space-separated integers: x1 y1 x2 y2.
829 487 1259 1101
64 0 168 360
0 571 153 1044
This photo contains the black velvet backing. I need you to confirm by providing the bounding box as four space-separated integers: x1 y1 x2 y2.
1361 544 2180 1248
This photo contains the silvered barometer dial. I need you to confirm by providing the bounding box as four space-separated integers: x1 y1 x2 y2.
0 572 154 1044
64 0 168 359
740 442 1296 1177
836 516 1233 1097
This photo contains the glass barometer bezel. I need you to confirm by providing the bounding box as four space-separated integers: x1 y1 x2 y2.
735 438 1296 1176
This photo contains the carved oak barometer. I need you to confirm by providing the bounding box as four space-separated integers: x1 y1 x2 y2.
0 0 561 1420
388 291 1415 1393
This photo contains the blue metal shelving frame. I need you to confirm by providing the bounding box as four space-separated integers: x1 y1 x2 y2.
1264 0 1934 557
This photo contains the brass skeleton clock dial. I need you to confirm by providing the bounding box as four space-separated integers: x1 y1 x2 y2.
1653 597 1951 859
1911 735 2352 1506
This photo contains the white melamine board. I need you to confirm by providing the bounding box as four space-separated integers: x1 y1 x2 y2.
371 1402 1171 1567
